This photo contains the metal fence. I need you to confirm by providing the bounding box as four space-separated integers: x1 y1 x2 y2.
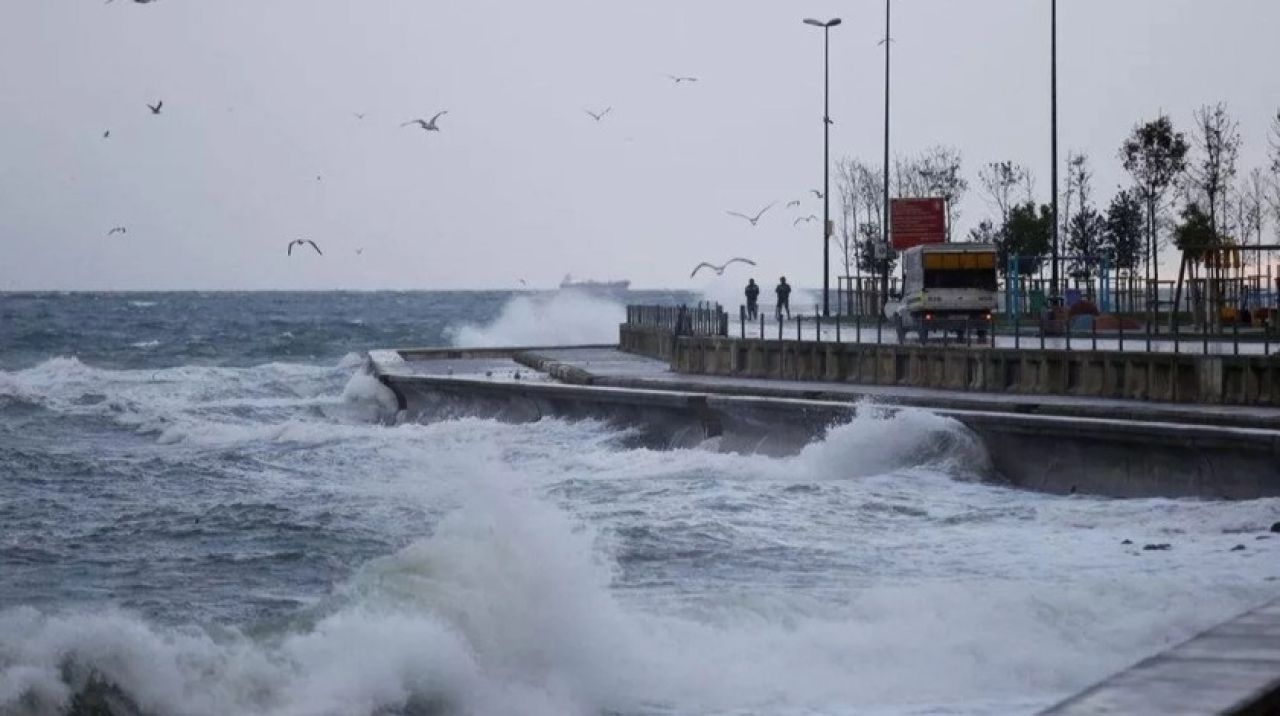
626 300 1279 356
626 303 729 338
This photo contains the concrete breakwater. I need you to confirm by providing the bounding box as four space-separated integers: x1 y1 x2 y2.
370 347 1280 499
620 325 1280 406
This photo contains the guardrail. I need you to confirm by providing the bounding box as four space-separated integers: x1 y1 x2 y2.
625 303 729 338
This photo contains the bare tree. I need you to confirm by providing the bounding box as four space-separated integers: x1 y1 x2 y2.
978 161 1029 228
1186 103 1241 236
1269 110 1280 239
855 161 885 243
893 155 927 198
1242 167 1267 250
834 157 862 280
916 145 968 240
1179 103 1241 331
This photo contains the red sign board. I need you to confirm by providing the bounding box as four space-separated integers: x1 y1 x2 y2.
890 198 947 251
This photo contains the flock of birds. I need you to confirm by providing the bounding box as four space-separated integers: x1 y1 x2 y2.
92 12 820 286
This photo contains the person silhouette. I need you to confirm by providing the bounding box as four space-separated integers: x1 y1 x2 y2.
775 276 792 320
745 278 760 320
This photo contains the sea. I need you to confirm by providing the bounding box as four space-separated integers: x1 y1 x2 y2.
1 290 1278 716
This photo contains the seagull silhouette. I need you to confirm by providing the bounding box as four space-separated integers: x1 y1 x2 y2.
666 75 698 84
794 215 820 225
584 107 612 122
786 199 801 209
726 203 776 226
287 239 323 256
355 248 364 256
147 101 163 115
810 189 824 199
107 226 127 236
353 112 367 120
102 130 111 139
690 257 756 278
402 111 447 131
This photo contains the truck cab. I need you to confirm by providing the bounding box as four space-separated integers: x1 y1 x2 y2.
885 243 998 343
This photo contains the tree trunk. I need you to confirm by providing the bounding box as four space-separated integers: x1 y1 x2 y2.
1148 199 1159 332
1172 251 1188 333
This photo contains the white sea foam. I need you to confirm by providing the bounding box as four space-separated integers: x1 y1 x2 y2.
3 356 1279 715
449 291 625 348
130 340 161 349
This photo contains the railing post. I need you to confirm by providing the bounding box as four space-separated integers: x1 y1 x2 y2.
740 305 746 339
1091 313 1097 352
797 315 803 341
1119 313 1125 353
1233 314 1239 356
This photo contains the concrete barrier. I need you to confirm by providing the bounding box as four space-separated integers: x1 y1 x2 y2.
374 366 1280 499
618 325 1280 406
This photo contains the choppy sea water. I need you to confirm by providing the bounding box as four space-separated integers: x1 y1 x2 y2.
1 290 1278 716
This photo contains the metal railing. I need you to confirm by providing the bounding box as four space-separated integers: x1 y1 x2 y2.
626 303 729 338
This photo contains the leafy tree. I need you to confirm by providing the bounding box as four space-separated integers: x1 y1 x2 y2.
1173 203 1223 262
856 221 896 277
1120 114 1189 291
997 202 1052 276
1102 190 1144 272
1066 207 1105 278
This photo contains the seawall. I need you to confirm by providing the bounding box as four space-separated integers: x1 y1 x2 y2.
371 348 1280 499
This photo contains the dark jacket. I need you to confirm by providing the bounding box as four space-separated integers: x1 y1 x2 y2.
775 282 791 302
745 283 760 303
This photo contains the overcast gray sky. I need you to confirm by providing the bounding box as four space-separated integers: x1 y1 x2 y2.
1 0 1277 290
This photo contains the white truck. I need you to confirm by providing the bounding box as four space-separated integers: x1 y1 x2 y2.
884 243 998 343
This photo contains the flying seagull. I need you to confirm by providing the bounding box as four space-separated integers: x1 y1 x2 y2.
786 199 801 208
810 189 824 199
147 101 163 115
794 215 819 225
107 226 127 236
666 75 698 84
287 239 323 256
353 112 367 120
690 257 757 278
726 202 776 226
102 130 111 139
402 111 447 131
584 107 612 122
355 248 363 256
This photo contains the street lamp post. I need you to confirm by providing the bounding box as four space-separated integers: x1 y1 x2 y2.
804 17 841 318
881 0 891 312
1050 0 1060 297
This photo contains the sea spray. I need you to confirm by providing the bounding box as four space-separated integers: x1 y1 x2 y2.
448 291 625 348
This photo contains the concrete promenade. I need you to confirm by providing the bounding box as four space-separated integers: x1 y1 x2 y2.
1040 596 1280 715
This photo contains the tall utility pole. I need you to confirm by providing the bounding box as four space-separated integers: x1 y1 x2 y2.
880 0 892 309
1050 0 1060 296
804 17 842 317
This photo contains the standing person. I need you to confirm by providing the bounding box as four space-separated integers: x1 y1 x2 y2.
745 278 760 320
775 276 792 320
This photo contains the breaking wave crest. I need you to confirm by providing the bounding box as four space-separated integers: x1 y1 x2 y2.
448 291 624 348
